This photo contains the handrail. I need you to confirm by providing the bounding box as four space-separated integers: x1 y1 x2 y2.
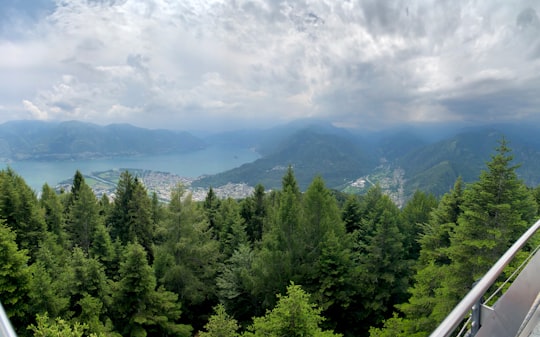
429 218 540 337
0 301 17 337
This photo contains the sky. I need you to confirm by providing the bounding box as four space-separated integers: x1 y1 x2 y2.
0 0 539 131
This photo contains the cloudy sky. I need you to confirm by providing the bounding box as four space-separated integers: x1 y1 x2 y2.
1 0 539 131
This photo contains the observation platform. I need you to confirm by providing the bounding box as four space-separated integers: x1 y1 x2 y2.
430 219 540 337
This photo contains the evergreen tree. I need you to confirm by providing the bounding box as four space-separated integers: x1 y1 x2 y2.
217 198 249 258
282 165 300 197
0 221 31 332
112 242 191 337
251 168 303 309
65 170 85 212
354 186 408 333
108 172 155 261
342 194 362 233
199 304 239 337
373 178 464 337
29 313 102 337
65 248 111 334
0 168 46 259
217 244 259 325
400 190 438 261
28 261 69 322
312 230 360 335
154 186 221 329
127 179 155 261
89 223 115 275
108 171 135 243
298 176 355 325
40 183 68 247
240 184 266 243
242 283 341 337
67 181 101 254
438 139 536 318
204 187 221 232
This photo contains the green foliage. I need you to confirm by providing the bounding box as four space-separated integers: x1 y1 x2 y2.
251 168 303 309
387 178 465 336
1 137 539 337
67 180 100 254
243 283 341 337
112 242 191 337
0 168 46 259
342 194 361 233
204 187 221 231
199 304 239 337
217 198 249 257
0 221 31 330
40 184 67 247
240 184 266 243
444 139 536 305
400 190 438 261
108 171 155 261
154 186 220 328
29 313 101 337
353 185 409 333
376 139 539 337
217 244 259 325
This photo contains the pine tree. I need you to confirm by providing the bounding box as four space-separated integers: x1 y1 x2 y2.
65 170 85 211
217 244 259 325
65 248 110 334
67 181 101 254
204 187 221 232
441 139 536 312
342 194 362 233
0 168 47 259
400 190 438 261
112 242 191 337
373 178 464 337
0 221 31 332
40 183 68 247
217 198 249 258
251 168 303 309
108 172 155 261
240 184 266 243
199 304 239 337
154 186 221 329
242 283 342 337
354 186 408 332
108 171 135 243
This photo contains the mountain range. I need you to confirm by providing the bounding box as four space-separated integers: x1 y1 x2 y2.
194 121 540 202
0 120 205 160
3 119 540 202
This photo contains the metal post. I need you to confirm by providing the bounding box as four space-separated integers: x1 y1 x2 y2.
470 297 481 336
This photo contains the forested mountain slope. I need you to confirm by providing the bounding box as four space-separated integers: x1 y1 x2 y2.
0 120 205 160
195 128 377 190
198 123 540 200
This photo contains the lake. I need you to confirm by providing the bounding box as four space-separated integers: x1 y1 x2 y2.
3 145 260 192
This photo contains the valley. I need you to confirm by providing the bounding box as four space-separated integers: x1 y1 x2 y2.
4 119 540 205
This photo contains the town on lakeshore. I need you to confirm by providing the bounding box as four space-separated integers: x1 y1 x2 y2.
55 168 255 202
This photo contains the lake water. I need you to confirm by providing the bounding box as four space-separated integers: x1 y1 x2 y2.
3 145 260 192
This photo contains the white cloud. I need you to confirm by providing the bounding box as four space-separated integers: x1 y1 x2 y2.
0 0 539 130
22 100 48 120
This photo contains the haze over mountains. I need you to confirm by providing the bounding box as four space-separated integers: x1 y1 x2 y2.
0 120 205 160
3 119 540 203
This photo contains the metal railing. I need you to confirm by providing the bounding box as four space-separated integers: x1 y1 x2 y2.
429 219 540 337
0 302 17 337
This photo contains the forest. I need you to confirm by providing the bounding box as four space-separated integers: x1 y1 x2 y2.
1 139 540 337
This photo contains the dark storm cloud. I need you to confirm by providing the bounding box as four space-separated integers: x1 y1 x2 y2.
0 0 538 130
